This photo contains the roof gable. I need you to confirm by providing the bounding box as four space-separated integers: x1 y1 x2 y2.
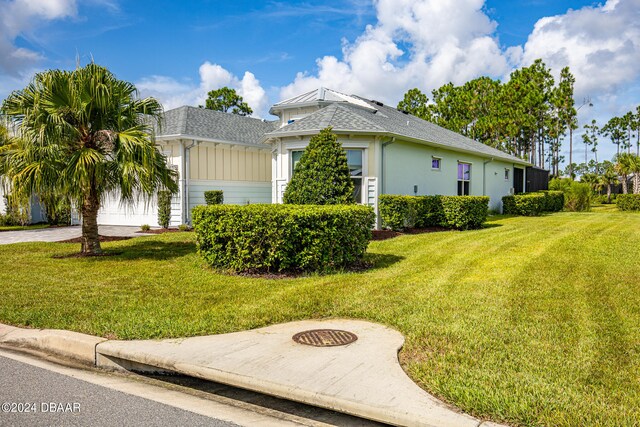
265 95 528 165
158 106 278 146
270 87 376 114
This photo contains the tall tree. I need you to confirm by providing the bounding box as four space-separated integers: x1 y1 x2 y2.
582 119 599 166
204 87 253 116
282 127 354 205
602 116 626 156
1 63 178 254
397 88 430 120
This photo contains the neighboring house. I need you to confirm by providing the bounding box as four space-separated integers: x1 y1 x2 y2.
264 88 532 217
97 106 277 226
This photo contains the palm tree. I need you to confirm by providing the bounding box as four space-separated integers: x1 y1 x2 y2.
600 162 618 203
628 154 640 194
614 153 634 194
1 63 178 254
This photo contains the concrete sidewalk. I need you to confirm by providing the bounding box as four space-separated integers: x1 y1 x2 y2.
0 321 506 427
0 225 150 244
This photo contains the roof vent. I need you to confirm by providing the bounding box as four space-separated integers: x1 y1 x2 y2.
398 109 409 115
371 100 384 107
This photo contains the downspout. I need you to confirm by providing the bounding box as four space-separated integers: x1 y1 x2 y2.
182 139 198 225
482 157 494 196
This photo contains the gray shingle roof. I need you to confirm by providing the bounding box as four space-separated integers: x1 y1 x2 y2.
264 98 528 164
158 106 278 146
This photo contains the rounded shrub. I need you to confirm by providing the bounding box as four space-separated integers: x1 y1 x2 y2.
502 194 545 216
192 204 375 273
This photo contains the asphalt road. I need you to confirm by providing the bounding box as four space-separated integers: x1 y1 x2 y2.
0 351 238 427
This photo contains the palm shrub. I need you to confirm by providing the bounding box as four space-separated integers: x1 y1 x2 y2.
157 190 172 229
1 63 178 254
283 127 354 205
550 178 592 211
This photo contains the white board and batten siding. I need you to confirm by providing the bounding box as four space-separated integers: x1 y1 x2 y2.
188 180 271 217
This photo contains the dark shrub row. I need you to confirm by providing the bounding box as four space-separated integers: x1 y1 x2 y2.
192 204 375 273
378 195 489 231
204 190 224 205
157 190 172 229
502 191 564 216
616 194 640 211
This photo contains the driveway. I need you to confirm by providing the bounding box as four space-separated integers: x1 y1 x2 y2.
0 226 149 245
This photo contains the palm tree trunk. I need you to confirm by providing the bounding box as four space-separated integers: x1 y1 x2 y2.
634 174 640 194
621 174 628 194
81 186 101 254
607 184 612 203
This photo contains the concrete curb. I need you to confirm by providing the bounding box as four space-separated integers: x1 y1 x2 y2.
0 322 509 427
0 323 106 365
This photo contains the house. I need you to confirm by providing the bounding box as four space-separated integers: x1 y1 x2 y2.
3 88 536 227
264 88 531 217
97 107 277 226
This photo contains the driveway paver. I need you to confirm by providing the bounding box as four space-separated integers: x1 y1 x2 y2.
0 225 150 245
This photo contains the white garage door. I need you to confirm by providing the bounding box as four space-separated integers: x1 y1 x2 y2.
98 194 159 227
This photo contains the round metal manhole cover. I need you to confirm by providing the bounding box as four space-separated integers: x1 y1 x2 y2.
292 329 358 347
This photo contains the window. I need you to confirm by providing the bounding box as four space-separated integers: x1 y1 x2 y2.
291 150 304 173
346 149 363 203
431 157 441 170
457 163 471 195
504 168 510 181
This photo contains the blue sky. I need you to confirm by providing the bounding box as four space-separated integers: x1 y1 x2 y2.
1 0 639 165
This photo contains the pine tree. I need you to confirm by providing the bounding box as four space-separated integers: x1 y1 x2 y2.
283 127 355 205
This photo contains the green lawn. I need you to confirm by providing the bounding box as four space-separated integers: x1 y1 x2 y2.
0 224 49 232
1 210 639 426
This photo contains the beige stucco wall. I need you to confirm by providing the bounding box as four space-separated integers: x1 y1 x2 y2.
189 142 271 182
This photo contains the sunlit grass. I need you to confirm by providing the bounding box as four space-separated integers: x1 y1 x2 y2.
2 210 639 426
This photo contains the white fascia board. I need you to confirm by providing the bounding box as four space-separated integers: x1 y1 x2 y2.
156 134 270 150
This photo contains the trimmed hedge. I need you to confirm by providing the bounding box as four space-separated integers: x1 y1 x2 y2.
502 194 545 216
192 204 375 273
204 190 224 205
616 194 640 211
502 191 565 216
379 194 488 231
540 191 565 212
440 196 489 230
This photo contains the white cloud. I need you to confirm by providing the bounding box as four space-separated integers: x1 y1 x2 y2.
0 0 77 74
281 0 510 104
136 62 270 118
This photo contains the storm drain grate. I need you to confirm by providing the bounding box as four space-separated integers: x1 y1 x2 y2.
292 329 358 347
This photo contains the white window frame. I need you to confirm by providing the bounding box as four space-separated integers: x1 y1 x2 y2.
431 156 441 171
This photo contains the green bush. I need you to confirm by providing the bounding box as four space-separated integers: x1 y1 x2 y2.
502 193 545 216
616 194 640 211
439 196 489 230
192 204 375 273
178 223 192 231
140 224 151 232
283 127 354 205
378 195 418 230
379 194 487 231
539 191 565 212
549 178 592 212
157 190 172 229
40 193 72 226
204 190 224 205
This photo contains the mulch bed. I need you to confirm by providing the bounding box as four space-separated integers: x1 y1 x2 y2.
372 226 449 241
58 235 133 244
136 228 191 234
